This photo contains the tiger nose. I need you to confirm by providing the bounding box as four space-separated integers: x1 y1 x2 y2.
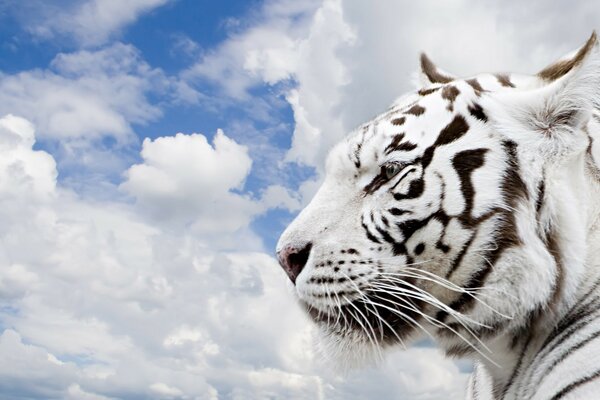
276 242 313 284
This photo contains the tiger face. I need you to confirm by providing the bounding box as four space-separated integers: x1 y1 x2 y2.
277 34 599 364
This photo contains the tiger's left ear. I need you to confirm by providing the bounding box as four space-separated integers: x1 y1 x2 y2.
490 32 600 150
419 53 456 86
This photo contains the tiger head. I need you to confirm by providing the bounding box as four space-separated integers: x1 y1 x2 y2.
276 33 600 365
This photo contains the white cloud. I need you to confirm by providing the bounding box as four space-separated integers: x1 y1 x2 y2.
149 382 183 398
123 130 252 210
0 114 469 399
120 129 259 235
66 384 114 400
181 0 320 101
179 0 355 172
121 129 302 249
0 43 197 144
0 329 78 399
260 184 302 211
26 0 172 47
0 114 57 201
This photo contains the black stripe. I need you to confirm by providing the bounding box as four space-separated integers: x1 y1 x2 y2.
466 78 484 93
364 174 386 194
496 74 515 88
435 115 470 146
445 141 526 315
547 294 600 352
542 329 600 380
452 148 488 224
391 116 406 125
404 104 425 116
501 333 533 398
525 296 600 392
375 224 398 246
468 103 488 122
396 218 430 242
393 178 424 200
549 368 600 400
389 167 418 191
396 141 417 151
420 115 470 169
385 133 406 154
445 233 475 279
353 126 368 168
570 278 600 317
388 208 411 216
361 219 381 244
418 87 440 96
535 179 545 215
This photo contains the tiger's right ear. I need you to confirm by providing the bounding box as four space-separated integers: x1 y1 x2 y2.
419 53 456 86
485 32 600 157
537 31 598 82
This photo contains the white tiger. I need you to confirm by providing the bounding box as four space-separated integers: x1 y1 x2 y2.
276 32 600 399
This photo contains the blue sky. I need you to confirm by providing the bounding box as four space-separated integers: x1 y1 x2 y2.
0 1 598 399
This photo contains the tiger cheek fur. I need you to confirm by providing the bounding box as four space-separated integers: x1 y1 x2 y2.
277 32 600 399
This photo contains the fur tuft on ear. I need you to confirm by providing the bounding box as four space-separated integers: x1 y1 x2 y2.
489 33 600 152
530 33 600 136
419 53 455 86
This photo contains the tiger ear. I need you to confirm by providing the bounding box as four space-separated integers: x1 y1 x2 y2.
491 32 600 151
419 53 456 86
537 31 598 81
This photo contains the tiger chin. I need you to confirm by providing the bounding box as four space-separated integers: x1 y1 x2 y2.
277 32 600 399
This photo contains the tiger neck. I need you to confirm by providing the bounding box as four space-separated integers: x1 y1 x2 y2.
473 144 600 395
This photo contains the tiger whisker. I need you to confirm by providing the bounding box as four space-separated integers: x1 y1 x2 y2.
370 279 494 352
342 273 386 343
343 295 384 362
373 278 491 329
368 288 498 366
361 295 408 350
341 271 402 346
376 270 515 320
368 256 435 265
341 272 386 361
368 292 437 342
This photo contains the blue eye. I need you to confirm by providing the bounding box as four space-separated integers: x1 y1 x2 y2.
382 163 403 180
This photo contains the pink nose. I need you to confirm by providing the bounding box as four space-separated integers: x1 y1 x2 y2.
276 242 312 284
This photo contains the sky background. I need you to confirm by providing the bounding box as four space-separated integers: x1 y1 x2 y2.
0 1 598 399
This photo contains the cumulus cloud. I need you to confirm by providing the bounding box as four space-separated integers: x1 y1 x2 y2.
0 43 196 143
16 0 172 47
181 0 320 101
0 114 56 200
121 129 301 250
122 130 253 219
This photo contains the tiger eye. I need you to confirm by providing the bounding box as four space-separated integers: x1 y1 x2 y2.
383 163 402 179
